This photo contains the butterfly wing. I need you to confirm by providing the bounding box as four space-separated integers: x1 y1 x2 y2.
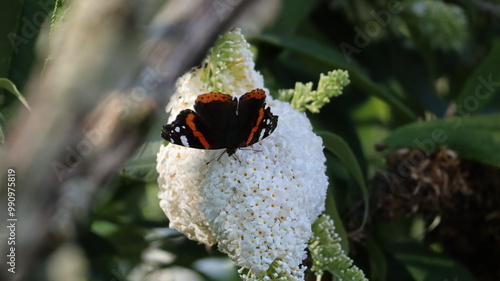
161 109 217 149
162 90 277 153
193 92 238 149
162 92 239 150
237 89 279 147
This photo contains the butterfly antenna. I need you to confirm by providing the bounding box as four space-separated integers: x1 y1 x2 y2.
217 152 225 162
206 151 226 165
232 153 241 164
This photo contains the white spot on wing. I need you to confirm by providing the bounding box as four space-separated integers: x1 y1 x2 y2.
175 126 181 132
259 130 266 140
180 135 189 147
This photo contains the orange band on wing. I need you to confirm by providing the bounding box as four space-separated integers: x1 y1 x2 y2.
196 92 232 103
245 108 265 145
186 113 211 148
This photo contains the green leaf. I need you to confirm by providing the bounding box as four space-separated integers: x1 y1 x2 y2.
387 242 476 281
455 39 500 114
122 155 158 183
0 1 23 77
0 78 30 110
324 188 349 253
122 140 162 182
253 34 417 120
267 0 323 35
383 114 500 168
0 0 54 96
318 131 368 231
51 0 68 33
365 236 387 281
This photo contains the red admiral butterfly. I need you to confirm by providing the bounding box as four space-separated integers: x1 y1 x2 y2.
161 89 279 157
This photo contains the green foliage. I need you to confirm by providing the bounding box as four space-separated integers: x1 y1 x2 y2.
278 70 349 113
385 241 476 281
253 33 418 120
0 78 30 144
383 114 500 168
51 0 69 31
309 215 367 281
0 78 30 110
399 0 468 51
319 131 368 231
455 39 500 114
122 139 162 182
0 0 54 99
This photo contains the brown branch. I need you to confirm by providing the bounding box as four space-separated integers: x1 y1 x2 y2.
0 0 258 280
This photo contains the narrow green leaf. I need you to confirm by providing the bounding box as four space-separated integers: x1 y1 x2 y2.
253 33 361 78
122 156 158 183
51 0 69 33
318 131 368 231
387 242 476 281
253 34 417 120
0 0 54 95
267 0 323 35
0 78 30 110
325 188 349 253
122 140 162 182
383 114 500 168
455 39 500 114
365 236 387 281
0 0 23 77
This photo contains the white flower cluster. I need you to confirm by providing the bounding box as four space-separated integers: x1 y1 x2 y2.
156 29 328 280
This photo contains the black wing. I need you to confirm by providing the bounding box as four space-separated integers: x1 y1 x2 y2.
161 109 224 149
161 92 239 150
193 92 238 148
237 89 279 147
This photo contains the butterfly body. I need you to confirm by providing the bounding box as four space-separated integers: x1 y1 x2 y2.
161 89 278 156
